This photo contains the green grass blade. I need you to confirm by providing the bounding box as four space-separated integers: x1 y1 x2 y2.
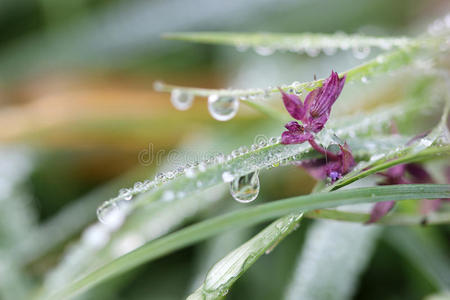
44 184 450 299
188 213 303 299
163 32 414 52
285 220 380 300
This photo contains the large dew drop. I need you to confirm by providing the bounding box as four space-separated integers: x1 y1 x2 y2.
230 171 260 203
171 89 194 111
208 95 239 121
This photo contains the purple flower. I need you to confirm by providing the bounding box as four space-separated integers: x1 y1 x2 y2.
280 71 346 145
300 143 356 182
366 163 449 224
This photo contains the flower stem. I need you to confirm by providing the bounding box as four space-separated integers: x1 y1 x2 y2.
308 138 339 160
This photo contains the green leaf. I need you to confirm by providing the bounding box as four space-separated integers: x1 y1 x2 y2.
163 32 414 52
188 213 303 299
43 184 450 299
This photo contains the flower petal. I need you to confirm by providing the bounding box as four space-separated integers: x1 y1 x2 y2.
338 143 356 174
279 88 305 121
366 201 395 224
405 163 433 183
281 130 312 144
285 121 303 132
420 199 443 215
307 71 346 130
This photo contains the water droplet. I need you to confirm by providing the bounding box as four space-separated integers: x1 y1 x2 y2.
230 171 260 203
305 48 320 57
222 171 234 183
361 76 369 84
170 89 194 111
323 47 337 56
198 162 207 172
236 43 249 52
162 190 175 202
156 172 166 182
97 201 127 230
352 46 371 60
254 46 275 56
82 224 110 249
208 95 239 121
185 167 195 178
153 80 164 91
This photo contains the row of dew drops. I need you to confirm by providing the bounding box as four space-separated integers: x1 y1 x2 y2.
97 136 295 225
158 12 450 122
154 39 419 121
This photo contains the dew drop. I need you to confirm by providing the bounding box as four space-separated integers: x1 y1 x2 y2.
222 171 234 183
162 190 175 202
82 224 110 249
254 46 275 56
305 48 320 57
323 47 337 56
96 201 127 230
352 46 371 60
236 43 249 52
170 89 194 111
208 95 239 121
185 167 195 178
230 171 260 203
361 76 369 84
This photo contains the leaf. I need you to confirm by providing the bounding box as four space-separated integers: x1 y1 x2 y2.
43 184 450 299
154 33 436 101
284 220 380 300
385 227 450 290
163 32 414 52
188 213 303 299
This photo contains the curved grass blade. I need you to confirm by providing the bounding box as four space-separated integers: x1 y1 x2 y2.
43 184 450 299
154 35 438 101
188 213 303 299
163 32 413 52
285 220 380 300
385 227 450 290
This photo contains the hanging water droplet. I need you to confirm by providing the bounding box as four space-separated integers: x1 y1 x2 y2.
230 171 260 203
361 76 369 84
222 171 234 183
352 46 371 60
170 89 193 111
208 95 239 121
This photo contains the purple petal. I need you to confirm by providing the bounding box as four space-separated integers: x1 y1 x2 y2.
366 201 395 224
308 71 346 120
281 130 312 145
405 163 433 183
300 159 329 180
445 166 450 183
279 88 305 121
420 199 443 215
386 164 406 179
302 89 319 124
285 121 303 131
338 143 356 174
